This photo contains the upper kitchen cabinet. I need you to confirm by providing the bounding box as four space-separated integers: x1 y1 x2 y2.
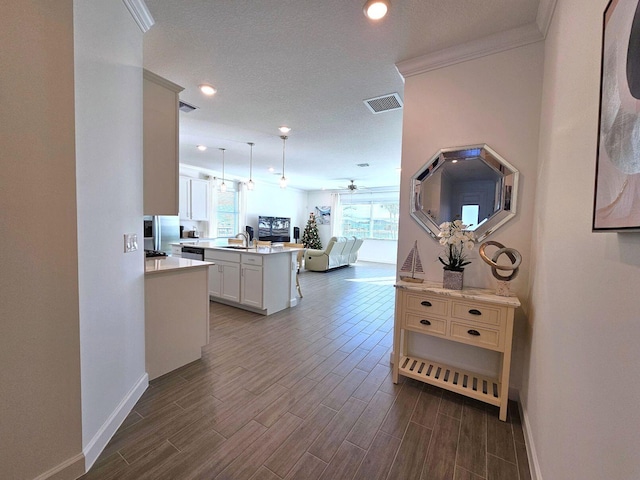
179 176 209 221
143 69 184 215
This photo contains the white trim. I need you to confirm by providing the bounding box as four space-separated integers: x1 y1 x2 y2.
395 22 543 78
122 0 155 33
143 69 184 93
519 400 543 480
83 373 149 471
32 453 85 480
536 0 558 38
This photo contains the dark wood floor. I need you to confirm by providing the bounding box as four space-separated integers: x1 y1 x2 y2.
81 262 531 480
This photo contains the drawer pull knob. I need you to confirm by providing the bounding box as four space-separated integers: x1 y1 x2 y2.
421 301 432 307
468 309 482 315
468 329 481 336
419 319 431 326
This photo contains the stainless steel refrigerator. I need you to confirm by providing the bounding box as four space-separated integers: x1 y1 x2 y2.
143 215 180 254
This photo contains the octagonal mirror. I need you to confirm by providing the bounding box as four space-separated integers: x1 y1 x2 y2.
410 144 519 242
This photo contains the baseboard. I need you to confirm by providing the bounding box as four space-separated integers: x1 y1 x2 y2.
519 399 543 480
82 373 149 471
32 453 85 480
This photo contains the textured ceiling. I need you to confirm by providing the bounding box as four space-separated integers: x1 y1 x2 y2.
143 0 540 191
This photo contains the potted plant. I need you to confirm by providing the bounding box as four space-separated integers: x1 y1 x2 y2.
438 220 475 289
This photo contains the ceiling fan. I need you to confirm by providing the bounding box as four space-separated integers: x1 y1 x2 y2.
338 180 368 191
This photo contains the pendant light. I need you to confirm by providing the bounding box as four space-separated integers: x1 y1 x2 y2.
279 135 288 189
219 148 227 193
247 142 255 191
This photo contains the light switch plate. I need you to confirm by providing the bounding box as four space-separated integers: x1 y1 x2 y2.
124 233 138 253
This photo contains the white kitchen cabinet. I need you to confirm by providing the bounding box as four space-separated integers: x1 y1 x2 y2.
207 256 240 303
144 258 210 380
170 245 182 257
143 70 184 215
208 262 240 302
203 246 297 315
179 176 209 221
240 264 263 308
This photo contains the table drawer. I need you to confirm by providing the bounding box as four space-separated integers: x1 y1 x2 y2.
405 312 447 336
451 301 502 327
450 321 502 350
405 293 449 317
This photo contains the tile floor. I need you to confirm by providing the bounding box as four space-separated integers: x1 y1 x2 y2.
80 262 530 480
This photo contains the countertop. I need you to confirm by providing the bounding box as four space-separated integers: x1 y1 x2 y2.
395 280 521 307
175 241 304 255
145 256 214 275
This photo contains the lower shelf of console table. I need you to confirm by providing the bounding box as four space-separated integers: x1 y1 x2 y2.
398 355 502 408
392 281 520 421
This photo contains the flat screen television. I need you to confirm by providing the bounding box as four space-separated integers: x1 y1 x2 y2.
258 216 291 243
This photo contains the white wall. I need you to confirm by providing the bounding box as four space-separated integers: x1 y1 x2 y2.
399 42 544 387
524 1 640 478
74 0 147 469
0 2 84 478
245 182 309 240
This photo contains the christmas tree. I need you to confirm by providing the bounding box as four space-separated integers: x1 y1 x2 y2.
302 212 322 249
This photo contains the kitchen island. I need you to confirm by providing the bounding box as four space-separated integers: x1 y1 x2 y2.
145 256 213 380
178 241 302 315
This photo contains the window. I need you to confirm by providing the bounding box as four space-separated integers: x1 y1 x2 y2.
213 187 239 238
340 191 399 240
461 204 480 229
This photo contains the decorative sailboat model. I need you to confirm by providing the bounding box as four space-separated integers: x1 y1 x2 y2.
400 240 424 283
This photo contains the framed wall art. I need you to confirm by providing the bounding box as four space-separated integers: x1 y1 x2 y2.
315 206 331 225
593 0 640 231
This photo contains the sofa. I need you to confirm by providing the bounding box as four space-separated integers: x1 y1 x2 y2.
305 236 363 272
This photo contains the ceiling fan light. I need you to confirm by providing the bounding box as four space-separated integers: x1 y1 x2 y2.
363 0 389 20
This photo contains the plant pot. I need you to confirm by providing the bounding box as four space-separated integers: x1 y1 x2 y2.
443 269 464 290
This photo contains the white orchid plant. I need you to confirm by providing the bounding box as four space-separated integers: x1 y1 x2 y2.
438 220 475 272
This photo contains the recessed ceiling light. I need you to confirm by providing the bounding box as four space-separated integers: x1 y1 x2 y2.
197 145 207 151
268 167 275 173
199 84 217 96
279 126 291 134
363 0 390 20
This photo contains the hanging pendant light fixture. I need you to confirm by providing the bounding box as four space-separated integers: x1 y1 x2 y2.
247 142 255 191
279 135 288 189
219 148 227 193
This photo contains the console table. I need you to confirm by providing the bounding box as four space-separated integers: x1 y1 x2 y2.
392 281 520 421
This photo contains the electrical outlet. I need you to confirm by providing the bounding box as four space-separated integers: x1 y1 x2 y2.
124 233 138 253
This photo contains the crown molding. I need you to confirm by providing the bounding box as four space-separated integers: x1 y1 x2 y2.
396 22 544 79
143 69 184 93
536 0 558 38
123 0 154 33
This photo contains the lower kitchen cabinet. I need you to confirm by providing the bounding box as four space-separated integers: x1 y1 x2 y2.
204 247 296 315
240 264 263 308
208 260 240 303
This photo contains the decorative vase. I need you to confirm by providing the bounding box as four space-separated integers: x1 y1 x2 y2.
443 269 464 290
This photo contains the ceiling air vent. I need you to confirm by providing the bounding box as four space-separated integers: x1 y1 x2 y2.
179 100 198 113
363 93 403 114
